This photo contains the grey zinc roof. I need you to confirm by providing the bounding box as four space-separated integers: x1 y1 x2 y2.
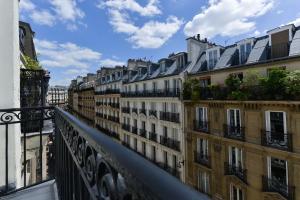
190 53 206 73
164 61 177 75
289 29 300 56
246 37 269 64
215 46 237 69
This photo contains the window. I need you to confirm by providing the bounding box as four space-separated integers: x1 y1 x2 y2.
197 171 210 194
151 146 156 161
163 126 168 137
171 128 178 141
265 111 286 142
267 157 288 187
196 107 208 123
143 83 147 91
141 121 146 130
229 146 243 169
172 155 177 168
151 123 156 133
164 80 170 92
152 82 157 92
150 102 156 110
227 109 241 128
135 84 139 92
230 185 243 200
134 119 137 128
142 142 146 155
163 151 168 166
208 49 218 69
196 138 208 157
141 102 146 110
200 78 211 87
163 102 168 112
171 103 177 113
239 42 252 64
134 138 137 150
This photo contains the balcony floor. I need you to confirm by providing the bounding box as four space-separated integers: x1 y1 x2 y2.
0 180 58 200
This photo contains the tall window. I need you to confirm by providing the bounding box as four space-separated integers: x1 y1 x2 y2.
163 151 168 166
171 128 178 141
239 42 252 64
134 119 137 128
135 84 139 92
227 109 241 128
164 80 170 92
230 184 243 200
163 126 168 137
151 123 156 133
208 50 218 69
171 103 177 113
163 102 168 112
143 83 147 91
265 111 286 142
229 146 243 169
141 102 146 110
267 157 288 187
196 107 208 130
196 138 208 157
197 171 210 194
141 121 146 130
152 82 157 92
151 146 156 161
142 142 146 155
172 155 177 169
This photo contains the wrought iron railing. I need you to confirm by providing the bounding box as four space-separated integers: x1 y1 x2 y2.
0 106 55 195
193 120 209 133
149 110 157 118
149 132 157 142
224 162 247 183
194 151 210 168
223 125 245 141
159 112 180 123
159 136 180 151
121 88 180 98
121 124 131 132
121 107 131 114
132 108 138 114
139 109 147 116
261 130 293 152
139 129 147 138
262 176 294 200
132 127 138 134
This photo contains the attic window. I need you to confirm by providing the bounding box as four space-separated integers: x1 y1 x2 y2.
239 42 252 64
138 68 142 76
208 50 218 69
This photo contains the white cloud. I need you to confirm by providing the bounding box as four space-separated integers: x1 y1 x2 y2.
35 39 102 69
19 0 36 11
184 0 274 38
290 17 300 26
98 0 183 48
64 69 89 75
50 0 85 21
30 10 56 26
100 59 125 67
276 10 283 15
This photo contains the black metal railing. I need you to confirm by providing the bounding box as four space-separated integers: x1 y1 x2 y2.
193 120 209 133
95 89 120 95
224 125 245 141
132 108 138 114
121 107 130 114
54 107 206 200
224 162 247 183
261 130 293 152
160 112 180 123
149 110 157 118
121 88 180 98
149 132 157 142
160 136 180 151
155 162 180 179
139 109 147 116
96 125 120 140
262 176 294 200
194 152 210 168
139 129 147 138
122 124 131 132
0 106 55 195
132 127 138 134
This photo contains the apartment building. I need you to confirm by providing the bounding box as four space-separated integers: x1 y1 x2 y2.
94 66 125 141
47 85 68 107
120 56 188 180
184 24 300 200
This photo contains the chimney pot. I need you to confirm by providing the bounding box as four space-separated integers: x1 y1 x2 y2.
197 34 200 40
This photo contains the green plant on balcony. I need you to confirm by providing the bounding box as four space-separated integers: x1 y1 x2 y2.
23 55 42 70
183 78 201 100
225 74 247 100
283 70 300 99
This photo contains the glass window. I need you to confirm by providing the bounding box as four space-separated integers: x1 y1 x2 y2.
229 146 243 169
230 185 243 200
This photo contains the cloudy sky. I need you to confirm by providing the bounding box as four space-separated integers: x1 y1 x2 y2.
19 0 300 86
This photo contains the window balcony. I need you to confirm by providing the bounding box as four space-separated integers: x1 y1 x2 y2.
193 120 209 133
155 162 181 179
159 136 180 151
139 109 147 116
262 176 295 200
122 124 131 132
132 108 138 114
121 107 131 114
111 103 120 108
139 129 147 138
224 162 247 184
159 112 180 123
0 107 209 200
261 130 293 152
148 132 157 142
194 151 210 168
121 88 181 98
149 110 157 118
131 126 138 134
223 125 245 141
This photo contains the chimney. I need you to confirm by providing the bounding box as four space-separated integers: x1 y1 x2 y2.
197 34 200 41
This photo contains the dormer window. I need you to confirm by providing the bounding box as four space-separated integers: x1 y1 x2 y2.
208 49 218 69
138 68 142 76
161 62 166 73
239 42 252 64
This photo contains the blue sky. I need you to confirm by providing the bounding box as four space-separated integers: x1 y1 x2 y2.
19 0 300 86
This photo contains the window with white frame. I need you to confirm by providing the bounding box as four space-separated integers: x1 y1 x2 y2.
171 103 177 113
208 49 218 69
227 109 241 128
230 184 243 200
172 155 177 169
151 146 156 161
152 82 157 92
267 157 288 187
164 80 170 92
196 138 208 157
171 128 178 141
143 83 147 91
197 171 210 194
265 111 287 142
228 146 243 169
162 102 168 112
196 107 208 130
239 42 252 64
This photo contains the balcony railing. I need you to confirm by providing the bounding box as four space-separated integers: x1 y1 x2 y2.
111 103 120 108
224 125 245 141
149 110 157 118
194 151 210 168
262 176 295 200
160 136 180 151
132 108 138 114
96 125 120 140
121 107 131 114
95 89 120 95
132 126 138 134
193 120 209 133
155 162 180 179
139 129 147 138
149 132 157 142
160 112 180 123
139 109 147 116
261 130 293 152
224 162 247 183
122 124 131 132
121 88 180 98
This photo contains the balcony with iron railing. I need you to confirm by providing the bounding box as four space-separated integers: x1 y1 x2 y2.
131 126 138 135
139 109 147 116
121 107 131 114
149 110 157 118
193 120 209 133
139 129 147 138
160 112 180 123
194 152 211 168
261 130 293 152
0 107 209 200
159 136 180 151
262 176 295 200
223 125 245 141
224 162 247 184
121 123 131 132
148 132 157 142
121 88 181 98
132 108 138 114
